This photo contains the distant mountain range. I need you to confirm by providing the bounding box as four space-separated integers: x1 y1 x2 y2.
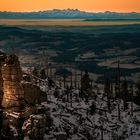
0 9 140 19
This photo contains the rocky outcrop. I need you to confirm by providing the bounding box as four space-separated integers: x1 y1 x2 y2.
0 51 6 103
22 83 46 106
0 54 48 140
22 114 46 140
1 54 47 111
1 54 25 111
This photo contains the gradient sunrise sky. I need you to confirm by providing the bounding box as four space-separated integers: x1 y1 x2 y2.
0 0 140 12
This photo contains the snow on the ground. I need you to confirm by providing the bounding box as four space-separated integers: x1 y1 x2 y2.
40 84 140 140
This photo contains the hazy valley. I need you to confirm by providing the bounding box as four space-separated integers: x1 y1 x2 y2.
0 20 140 83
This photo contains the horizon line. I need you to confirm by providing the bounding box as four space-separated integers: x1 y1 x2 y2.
0 9 140 14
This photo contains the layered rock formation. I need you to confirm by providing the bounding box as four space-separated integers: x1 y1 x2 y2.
1 54 25 111
0 53 48 139
0 52 6 103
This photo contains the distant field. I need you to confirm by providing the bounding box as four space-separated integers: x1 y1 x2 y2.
0 23 140 82
0 19 140 26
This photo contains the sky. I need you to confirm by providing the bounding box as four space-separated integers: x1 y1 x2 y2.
0 0 140 12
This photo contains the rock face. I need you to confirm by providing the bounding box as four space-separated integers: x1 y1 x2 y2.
0 52 6 103
22 83 46 106
22 114 46 140
1 54 25 111
0 54 48 139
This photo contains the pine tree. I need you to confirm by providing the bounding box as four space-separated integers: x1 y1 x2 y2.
32 67 38 77
89 101 96 115
40 69 47 79
81 71 92 100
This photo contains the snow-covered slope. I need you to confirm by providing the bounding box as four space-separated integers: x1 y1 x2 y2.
0 9 140 19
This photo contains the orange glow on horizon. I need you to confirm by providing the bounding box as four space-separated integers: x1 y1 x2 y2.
0 0 140 13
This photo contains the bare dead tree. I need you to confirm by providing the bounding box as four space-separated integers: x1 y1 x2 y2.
74 70 77 88
63 74 66 88
116 60 121 121
70 68 73 88
104 78 111 112
130 85 134 116
121 79 128 111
